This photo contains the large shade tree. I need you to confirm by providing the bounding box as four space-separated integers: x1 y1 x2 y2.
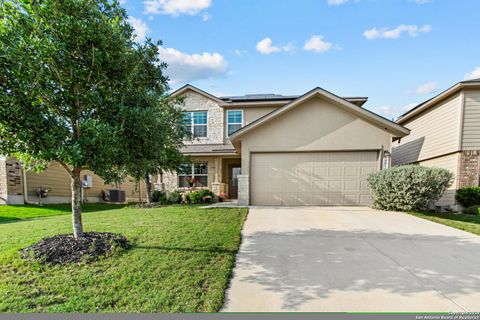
0 0 185 237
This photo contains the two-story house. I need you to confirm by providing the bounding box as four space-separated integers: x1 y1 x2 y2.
0 84 409 206
392 78 480 209
162 84 409 206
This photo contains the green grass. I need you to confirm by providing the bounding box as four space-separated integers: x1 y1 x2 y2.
0 203 126 223
408 211 480 236
0 205 248 312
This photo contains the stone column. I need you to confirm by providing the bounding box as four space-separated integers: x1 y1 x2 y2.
237 174 249 205
211 182 221 195
458 150 480 187
0 158 8 205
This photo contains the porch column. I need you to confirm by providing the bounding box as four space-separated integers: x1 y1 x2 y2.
237 174 249 205
211 158 225 195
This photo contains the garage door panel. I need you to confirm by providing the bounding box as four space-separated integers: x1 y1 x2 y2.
313 167 327 178
328 180 344 192
345 166 361 177
251 151 378 206
328 167 344 177
361 167 375 176
344 180 359 191
344 193 361 205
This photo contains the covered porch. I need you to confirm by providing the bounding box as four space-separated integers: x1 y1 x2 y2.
159 155 241 200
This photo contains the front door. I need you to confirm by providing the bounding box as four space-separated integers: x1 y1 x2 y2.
229 166 241 199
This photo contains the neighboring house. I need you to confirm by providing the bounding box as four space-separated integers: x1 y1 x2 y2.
392 78 480 208
162 84 409 206
0 159 147 205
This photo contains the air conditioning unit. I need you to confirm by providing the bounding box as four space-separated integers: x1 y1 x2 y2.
108 189 126 203
83 175 93 188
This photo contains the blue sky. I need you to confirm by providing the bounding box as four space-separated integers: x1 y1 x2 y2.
122 0 480 119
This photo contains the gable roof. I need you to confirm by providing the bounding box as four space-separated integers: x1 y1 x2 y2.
170 84 227 106
230 87 410 141
397 78 480 124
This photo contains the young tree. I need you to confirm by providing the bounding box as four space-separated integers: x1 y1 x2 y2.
0 0 182 237
119 97 186 204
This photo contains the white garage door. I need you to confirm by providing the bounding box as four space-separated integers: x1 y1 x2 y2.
250 151 378 206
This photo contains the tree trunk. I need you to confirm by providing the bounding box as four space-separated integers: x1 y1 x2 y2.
71 168 83 238
145 174 152 204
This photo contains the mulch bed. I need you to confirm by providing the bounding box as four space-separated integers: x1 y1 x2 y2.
20 232 129 265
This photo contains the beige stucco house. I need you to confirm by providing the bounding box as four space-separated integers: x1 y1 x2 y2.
392 78 480 208
161 85 409 206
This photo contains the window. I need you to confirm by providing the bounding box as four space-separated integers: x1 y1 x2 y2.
184 111 207 138
178 163 208 187
227 110 243 136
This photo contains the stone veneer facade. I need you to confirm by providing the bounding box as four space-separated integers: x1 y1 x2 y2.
158 91 231 194
458 150 480 187
181 91 224 145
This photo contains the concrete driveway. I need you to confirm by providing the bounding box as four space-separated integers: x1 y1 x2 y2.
222 207 480 312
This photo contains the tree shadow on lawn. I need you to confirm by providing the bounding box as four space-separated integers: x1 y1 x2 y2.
0 216 20 223
0 203 127 224
134 245 237 254
233 228 480 310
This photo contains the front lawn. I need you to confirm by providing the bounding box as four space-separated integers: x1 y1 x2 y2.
0 203 126 223
408 211 480 236
0 205 248 312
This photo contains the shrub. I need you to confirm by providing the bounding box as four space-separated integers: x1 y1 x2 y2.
463 205 480 215
456 186 480 208
167 191 181 204
367 165 454 211
151 190 167 204
189 189 216 204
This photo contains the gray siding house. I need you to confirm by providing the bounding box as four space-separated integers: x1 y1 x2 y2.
392 78 480 208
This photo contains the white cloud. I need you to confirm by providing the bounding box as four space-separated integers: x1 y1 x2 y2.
234 49 247 57
202 12 211 21
413 0 432 4
464 66 480 80
128 17 150 42
363 24 431 40
416 82 438 94
157 46 228 84
369 106 400 120
369 103 418 119
256 38 295 55
256 38 280 55
144 0 211 16
327 0 349 5
282 42 296 53
303 35 333 53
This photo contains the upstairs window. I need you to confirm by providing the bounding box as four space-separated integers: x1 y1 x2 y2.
184 111 207 138
227 110 243 136
178 163 208 187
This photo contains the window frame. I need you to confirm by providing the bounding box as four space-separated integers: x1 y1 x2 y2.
227 109 244 136
177 162 208 188
184 111 208 138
